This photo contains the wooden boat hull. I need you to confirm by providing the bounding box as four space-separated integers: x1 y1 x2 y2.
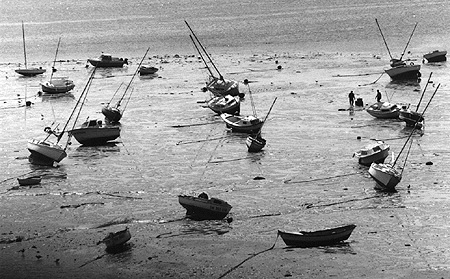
207 95 240 115
15 68 46 77
423 50 447 62
17 176 42 186
102 106 122 123
220 113 264 134
399 109 423 129
69 126 120 146
368 163 402 192
101 228 131 249
246 135 266 152
178 195 232 220
27 139 67 162
139 66 158 75
278 224 356 247
41 78 75 94
366 102 400 119
385 64 421 80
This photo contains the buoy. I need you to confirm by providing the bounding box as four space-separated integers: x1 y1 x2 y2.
357 136 361 140
425 161 433 165
243 79 249 85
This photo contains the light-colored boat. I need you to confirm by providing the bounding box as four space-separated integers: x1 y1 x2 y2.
399 107 424 129
368 162 402 192
178 193 232 220
139 65 158 75
88 53 128 67
15 21 46 77
221 113 263 133
207 95 240 115
354 141 390 166
98 227 131 249
69 119 120 146
423 50 447 62
27 138 67 163
278 224 357 247
366 102 400 119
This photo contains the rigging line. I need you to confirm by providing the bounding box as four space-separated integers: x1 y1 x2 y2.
375 19 393 60
416 72 432 112
400 138 415 176
122 87 134 113
246 83 257 117
399 22 418 61
257 97 278 136
189 34 214 77
107 82 124 105
50 37 61 81
184 20 223 79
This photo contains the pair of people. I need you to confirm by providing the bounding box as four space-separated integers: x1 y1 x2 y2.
348 90 382 106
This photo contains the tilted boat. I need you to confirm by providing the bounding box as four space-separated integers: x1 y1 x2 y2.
278 224 356 247
139 65 158 75
186 20 241 97
366 102 400 119
41 38 75 94
178 193 232 220
98 227 131 249
15 21 46 77
27 137 67 163
354 140 390 166
17 176 42 186
102 48 150 123
246 135 267 153
375 19 421 80
423 50 447 63
88 53 128 67
207 95 240 115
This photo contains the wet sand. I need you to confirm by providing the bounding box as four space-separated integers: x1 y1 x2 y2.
1 50 450 278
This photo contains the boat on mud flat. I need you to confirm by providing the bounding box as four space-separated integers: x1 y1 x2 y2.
368 162 402 192
246 134 267 152
399 106 424 129
98 227 131 249
139 65 159 75
41 77 75 94
178 192 232 220
88 53 128 67
17 176 42 186
15 21 46 77
366 102 400 119
354 140 390 166
423 50 447 62
278 224 357 248
220 113 263 134
69 119 120 146
207 95 240 115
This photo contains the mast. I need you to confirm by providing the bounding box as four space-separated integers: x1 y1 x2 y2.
50 37 61 81
21 21 28 69
415 72 432 112
189 34 214 77
399 22 418 61
375 19 393 60
257 97 278 136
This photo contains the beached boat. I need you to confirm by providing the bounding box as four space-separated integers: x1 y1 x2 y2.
17 176 42 186
178 193 232 220
221 113 263 133
354 141 390 166
368 162 402 192
41 38 75 94
246 135 267 152
27 137 67 163
423 50 447 62
366 102 400 119
102 49 149 123
139 65 158 75
98 227 131 249
88 53 128 67
69 119 120 146
278 224 356 248
207 95 240 115
186 20 241 97
399 106 424 129
15 21 46 77
376 19 421 80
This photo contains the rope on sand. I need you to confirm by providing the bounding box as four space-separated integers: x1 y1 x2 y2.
359 72 385 86
78 253 107 268
283 171 363 184
217 234 279 279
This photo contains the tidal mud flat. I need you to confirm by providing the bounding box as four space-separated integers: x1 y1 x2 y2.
1 49 450 279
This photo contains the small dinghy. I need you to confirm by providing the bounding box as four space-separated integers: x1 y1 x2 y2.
353 140 390 166
98 227 131 250
17 176 42 186
278 224 356 248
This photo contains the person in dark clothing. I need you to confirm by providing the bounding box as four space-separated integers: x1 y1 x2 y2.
348 91 355 106
376 90 382 102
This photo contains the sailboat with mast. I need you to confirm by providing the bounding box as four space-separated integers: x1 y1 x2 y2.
375 19 421 80
102 48 150 123
15 21 46 77
399 72 433 129
246 97 277 152
185 20 241 98
40 37 75 94
26 69 99 165
368 83 440 191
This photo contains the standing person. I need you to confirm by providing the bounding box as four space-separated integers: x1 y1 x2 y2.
348 90 355 106
376 90 382 102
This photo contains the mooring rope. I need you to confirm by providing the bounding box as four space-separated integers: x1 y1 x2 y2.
284 171 363 184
